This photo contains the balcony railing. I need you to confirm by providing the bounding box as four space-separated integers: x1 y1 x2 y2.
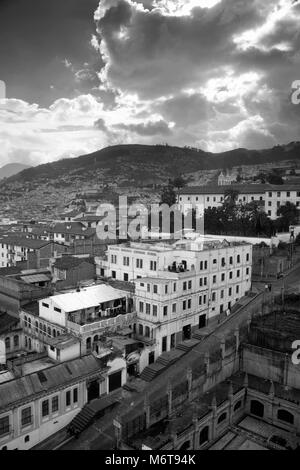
67 311 136 335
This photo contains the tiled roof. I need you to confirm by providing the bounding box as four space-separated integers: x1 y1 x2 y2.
0 236 53 250
180 184 300 195
0 355 103 411
54 256 94 271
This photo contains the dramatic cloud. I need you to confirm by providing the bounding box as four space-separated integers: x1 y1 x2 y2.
0 0 300 166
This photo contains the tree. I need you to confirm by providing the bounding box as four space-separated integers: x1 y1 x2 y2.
160 183 176 206
172 176 186 191
224 189 240 206
276 202 298 232
266 172 284 185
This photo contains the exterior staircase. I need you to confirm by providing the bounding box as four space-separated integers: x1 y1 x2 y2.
67 395 119 437
176 339 200 352
67 404 96 437
140 363 165 382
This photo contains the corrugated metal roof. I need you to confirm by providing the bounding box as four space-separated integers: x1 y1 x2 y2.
46 284 127 313
0 355 103 411
20 274 51 284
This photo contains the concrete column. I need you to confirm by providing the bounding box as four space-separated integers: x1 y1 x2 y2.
204 352 210 376
234 327 240 354
187 367 193 402
144 393 151 429
211 395 217 440
167 381 173 417
228 381 234 425
114 415 122 449
283 353 289 387
220 336 226 360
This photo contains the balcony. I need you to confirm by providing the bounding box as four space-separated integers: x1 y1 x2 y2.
67 311 136 335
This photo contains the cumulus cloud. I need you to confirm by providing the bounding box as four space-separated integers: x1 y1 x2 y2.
1 0 300 165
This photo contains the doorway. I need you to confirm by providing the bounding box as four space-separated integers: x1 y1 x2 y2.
87 380 99 402
109 371 122 393
182 325 191 341
149 351 155 365
199 314 206 329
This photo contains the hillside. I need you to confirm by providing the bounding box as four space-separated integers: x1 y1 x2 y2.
0 163 31 180
4 142 300 186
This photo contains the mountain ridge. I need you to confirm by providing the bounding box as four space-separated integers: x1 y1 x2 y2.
3 142 300 186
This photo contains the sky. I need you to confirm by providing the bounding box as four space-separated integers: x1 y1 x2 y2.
0 0 300 167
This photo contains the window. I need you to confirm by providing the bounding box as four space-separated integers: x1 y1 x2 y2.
199 426 209 446
236 285 240 294
187 299 191 309
173 282 177 292
54 307 61 313
217 412 227 424
52 396 59 413
172 303 176 313
200 261 203 270
204 277 207 286
221 257 226 267
123 273 129 282
24 435 30 443
246 253 250 262
163 306 168 316
246 268 250 275
221 290 224 299
229 288 232 296
153 305 158 316
42 400 49 418
139 302 144 313
229 272 233 279
147 284 150 292
234 401 242 412
14 335 19 348
165 285 168 294
153 285 158 294
188 281 192 290
136 258 143 269
0 416 9 437
229 257 233 265
237 270 240 278
212 293 216 302
183 282 187 291
123 257 130 266
237 255 241 263
145 326 150 338
221 273 225 282
277 192 281 197
213 275 217 284
5 337 10 351
73 388 78 404
203 295 207 304
277 409 294 425
146 303 151 315
21 407 32 427
111 254 117 264
200 278 203 287
199 296 202 305
250 400 264 418
139 324 143 336
183 300 187 310
42 302 49 308
204 261 208 270
213 259 217 265
150 261 157 271
66 391 71 407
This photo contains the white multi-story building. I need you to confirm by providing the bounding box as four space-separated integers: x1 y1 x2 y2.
177 184 300 220
96 238 252 361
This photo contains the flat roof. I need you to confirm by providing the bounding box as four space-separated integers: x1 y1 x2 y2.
42 284 128 313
